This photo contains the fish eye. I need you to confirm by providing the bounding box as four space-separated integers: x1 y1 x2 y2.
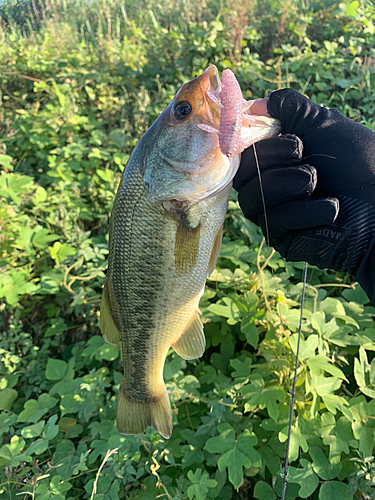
173 101 192 120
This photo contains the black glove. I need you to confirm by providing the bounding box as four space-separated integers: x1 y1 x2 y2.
234 89 375 304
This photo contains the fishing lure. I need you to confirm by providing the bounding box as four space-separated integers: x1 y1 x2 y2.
197 69 257 157
218 69 247 157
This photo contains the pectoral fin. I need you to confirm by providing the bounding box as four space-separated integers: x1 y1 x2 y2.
172 310 205 360
207 224 223 276
100 280 121 345
174 222 200 276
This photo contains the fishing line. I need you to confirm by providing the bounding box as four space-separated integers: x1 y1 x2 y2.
252 143 308 499
281 261 308 500
253 143 270 248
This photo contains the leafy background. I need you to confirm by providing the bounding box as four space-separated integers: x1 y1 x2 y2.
1 0 375 498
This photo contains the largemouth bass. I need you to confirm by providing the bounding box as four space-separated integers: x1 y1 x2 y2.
100 66 280 439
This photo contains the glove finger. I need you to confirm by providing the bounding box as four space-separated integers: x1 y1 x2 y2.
267 88 327 137
238 164 317 224
234 134 303 191
258 197 340 246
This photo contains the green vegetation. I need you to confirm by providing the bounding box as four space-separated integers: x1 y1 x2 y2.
1 0 375 498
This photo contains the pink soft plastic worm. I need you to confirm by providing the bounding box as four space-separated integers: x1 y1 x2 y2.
219 69 244 157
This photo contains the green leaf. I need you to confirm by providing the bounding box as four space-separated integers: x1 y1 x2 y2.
319 480 353 500
354 347 375 397
50 475 73 494
46 358 68 380
44 318 67 337
205 426 234 455
48 242 76 264
0 154 14 170
72 450 90 475
96 168 114 182
21 421 45 439
53 439 76 478
17 394 58 423
241 374 286 421
319 414 356 463
32 227 59 249
321 394 349 416
352 420 374 458
0 388 18 410
182 444 204 468
311 311 326 335
204 427 261 490
43 415 60 440
342 284 369 304
110 129 126 148
345 0 359 17
6 435 26 456
208 297 241 325
34 186 47 204
230 358 252 378
287 459 319 498
254 481 276 500
25 438 49 456
0 436 32 467
289 334 318 361
34 484 51 500
311 374 342 396
241 316 259 348
81 335 119 361
279 419 309 462
309 445 342 479
187 469 217 500
307 355 348 381
8 173 34 195
135 477 161 499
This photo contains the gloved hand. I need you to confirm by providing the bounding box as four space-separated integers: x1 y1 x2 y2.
234 89 375 304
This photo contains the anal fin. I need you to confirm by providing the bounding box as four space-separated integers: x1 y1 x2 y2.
100 281 121 345
208 224 223 276
172 310 205 360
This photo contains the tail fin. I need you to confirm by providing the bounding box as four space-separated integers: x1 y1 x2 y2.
116 381 173 439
